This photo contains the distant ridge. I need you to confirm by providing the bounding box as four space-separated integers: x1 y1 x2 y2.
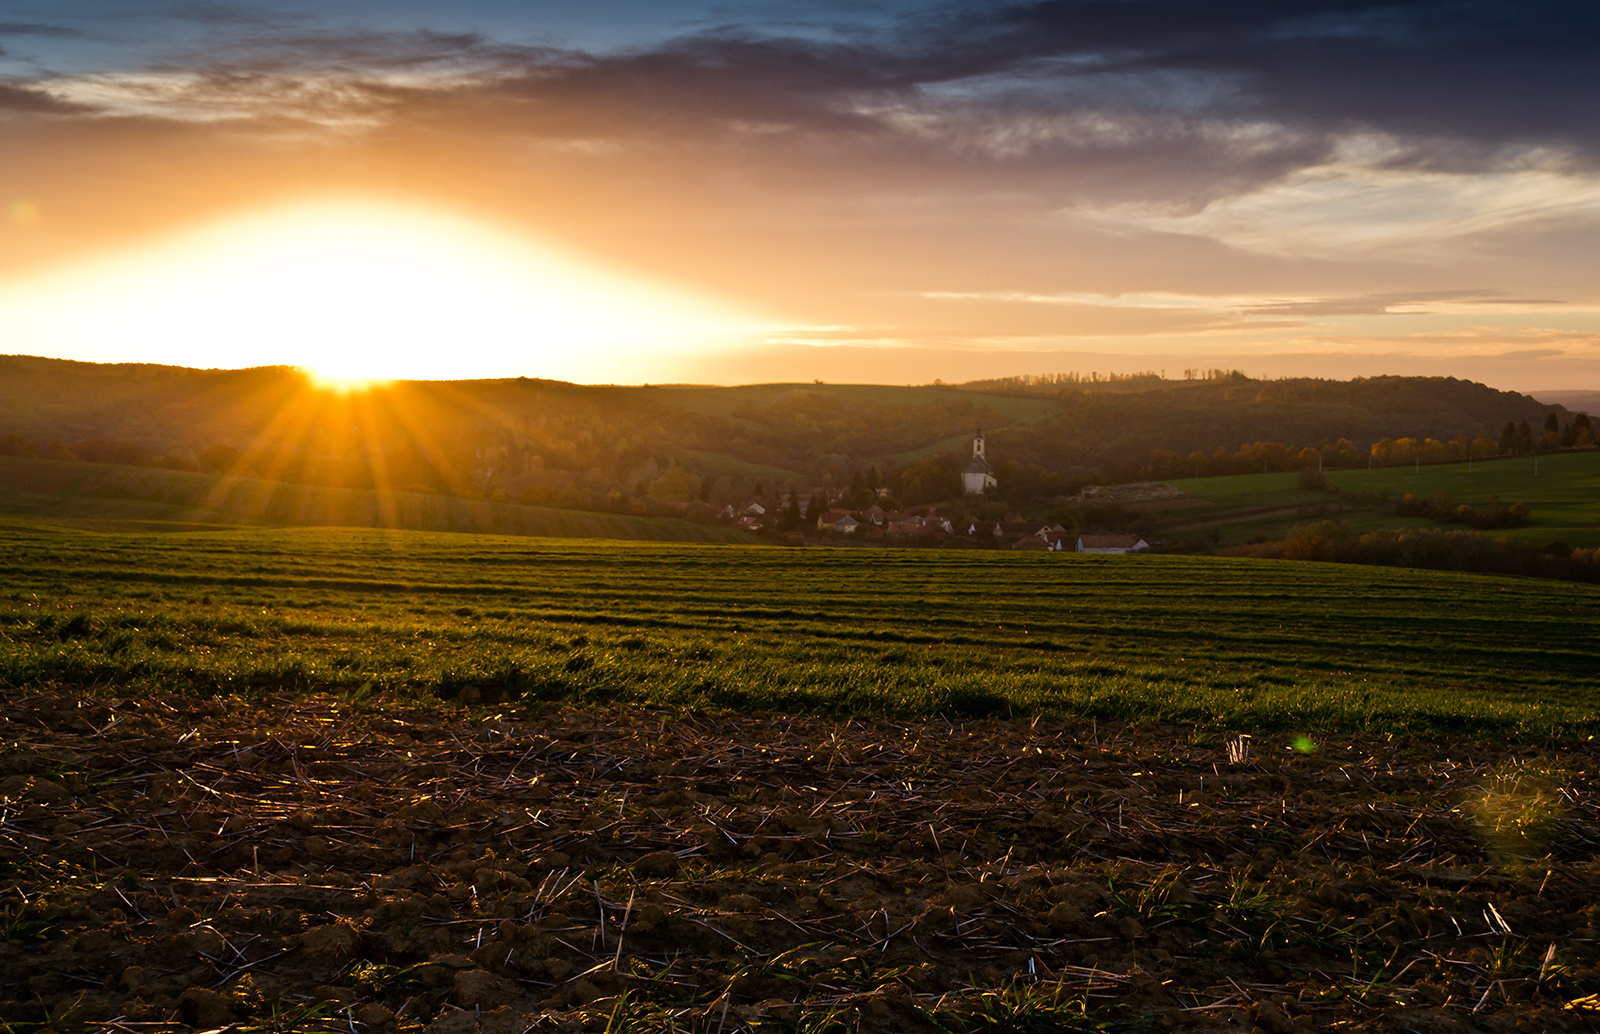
0 355 1574 503
1533 390 1600 414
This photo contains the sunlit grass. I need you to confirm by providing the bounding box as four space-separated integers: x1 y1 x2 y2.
1 523 1598 734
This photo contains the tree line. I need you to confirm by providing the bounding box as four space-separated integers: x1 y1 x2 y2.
1256 520 1600 585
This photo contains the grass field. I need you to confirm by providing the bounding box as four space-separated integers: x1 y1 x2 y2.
7 523 1600 1032
4 520 1597 735
0 455 751 543
1162 449 1600 547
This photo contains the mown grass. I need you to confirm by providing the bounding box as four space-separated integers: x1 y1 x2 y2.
3 520 1598 735
1164 449 1600 547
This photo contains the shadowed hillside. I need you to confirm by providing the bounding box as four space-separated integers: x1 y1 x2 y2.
0 356 1575 512
0 455 752 542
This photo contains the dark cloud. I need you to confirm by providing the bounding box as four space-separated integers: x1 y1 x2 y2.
22 2 1597 170
0 83 91 113
958 1 1600 157
0 23 86 38
342 0 1592 210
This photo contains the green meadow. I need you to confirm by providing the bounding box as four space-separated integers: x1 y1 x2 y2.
1162 448 1600 547
4 519 1597 735
0 455 750 542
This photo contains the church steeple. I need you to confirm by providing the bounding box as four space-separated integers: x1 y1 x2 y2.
961 429 997 495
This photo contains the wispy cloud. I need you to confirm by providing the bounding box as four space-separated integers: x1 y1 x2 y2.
916 288 1581 318
1095 140 1600 256
0 22 86 38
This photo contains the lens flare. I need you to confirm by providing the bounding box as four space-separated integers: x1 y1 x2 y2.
7 200 41 226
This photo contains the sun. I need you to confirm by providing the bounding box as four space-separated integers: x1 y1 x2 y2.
0 200 760 383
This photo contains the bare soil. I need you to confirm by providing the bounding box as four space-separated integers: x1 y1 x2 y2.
3 693 1599 1034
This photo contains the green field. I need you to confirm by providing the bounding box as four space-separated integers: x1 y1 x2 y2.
4 520 1598 735
0 455 750 543
1162 449 1600 547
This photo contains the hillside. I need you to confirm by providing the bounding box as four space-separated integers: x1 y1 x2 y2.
1149 450 1600 549
0 355 1574 510
985 374 1569 482
1535 389 1600 414
0 455 752 543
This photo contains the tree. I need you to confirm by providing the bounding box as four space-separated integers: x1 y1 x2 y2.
1516 420 1534 455
807 491 828 525
1575 413 1595 448
895 453 962 505
846 470 869 508
782 484 802 528
199 443 241 473
649 466 697 502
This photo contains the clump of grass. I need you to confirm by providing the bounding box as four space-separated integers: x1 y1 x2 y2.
1464 760 1569 865
928 980 1141 1033
1102 869 1207 924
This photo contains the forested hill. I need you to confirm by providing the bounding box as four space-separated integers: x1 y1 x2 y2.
0 355 1574 508
984 374 1568 482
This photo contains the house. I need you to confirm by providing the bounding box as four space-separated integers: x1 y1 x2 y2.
887 513 952 541
1012 532 1065 551
817 509 861 533
965 520 1005 542
864 504 886 526
961 430 998 495
1076 534 1150 554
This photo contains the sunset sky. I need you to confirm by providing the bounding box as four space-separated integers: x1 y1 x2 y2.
2 1 1598 390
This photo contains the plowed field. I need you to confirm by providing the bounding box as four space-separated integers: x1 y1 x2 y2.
4 692 1599 1034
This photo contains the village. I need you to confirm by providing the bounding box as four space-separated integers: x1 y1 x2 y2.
717 431 1151 552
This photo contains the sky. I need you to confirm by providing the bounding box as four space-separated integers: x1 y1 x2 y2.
1 0 1598 391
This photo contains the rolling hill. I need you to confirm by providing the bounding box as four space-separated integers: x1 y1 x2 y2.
0 355 1576 510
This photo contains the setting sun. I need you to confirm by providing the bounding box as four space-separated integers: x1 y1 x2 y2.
0 200 760 383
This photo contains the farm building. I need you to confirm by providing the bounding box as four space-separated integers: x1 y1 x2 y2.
1076 534 1150 553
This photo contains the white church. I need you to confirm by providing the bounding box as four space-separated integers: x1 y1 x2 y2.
961 430 998 495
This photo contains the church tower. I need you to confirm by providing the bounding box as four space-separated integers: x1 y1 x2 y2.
961 429 997 495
